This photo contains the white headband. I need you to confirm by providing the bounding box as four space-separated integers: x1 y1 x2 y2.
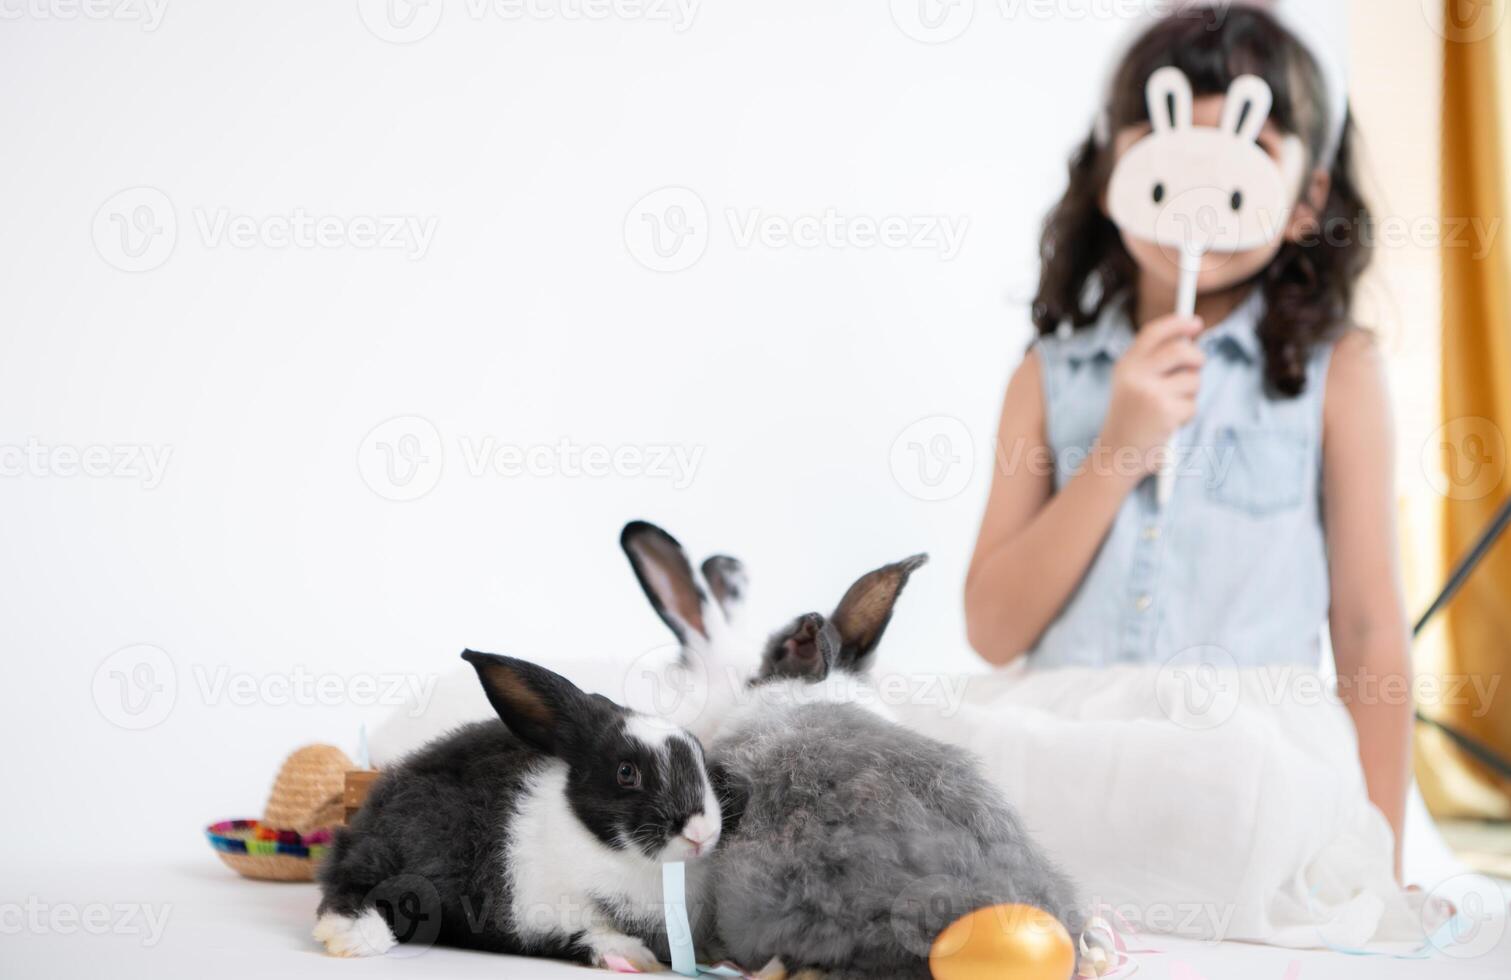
1093 0 1350 166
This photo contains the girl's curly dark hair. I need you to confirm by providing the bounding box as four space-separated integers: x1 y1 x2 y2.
1031 6 1372 397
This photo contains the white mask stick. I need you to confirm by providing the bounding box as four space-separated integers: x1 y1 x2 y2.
1106 66 1306 506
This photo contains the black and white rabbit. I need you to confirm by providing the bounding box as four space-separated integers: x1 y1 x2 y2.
621 522 1083 979
315 650 722 971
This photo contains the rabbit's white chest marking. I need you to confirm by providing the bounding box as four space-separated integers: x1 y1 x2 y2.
505 762 665 942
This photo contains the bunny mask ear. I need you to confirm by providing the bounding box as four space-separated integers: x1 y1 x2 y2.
830 554 928 674
1146 65 1193 134
621 520 713 648
1221 74 1274 144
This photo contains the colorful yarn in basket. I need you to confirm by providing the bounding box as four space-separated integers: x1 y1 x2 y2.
206 820 333 860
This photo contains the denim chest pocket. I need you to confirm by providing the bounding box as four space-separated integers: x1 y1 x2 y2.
1204 426 1310 516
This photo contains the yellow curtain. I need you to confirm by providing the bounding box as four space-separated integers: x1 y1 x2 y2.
1434 0 1511 815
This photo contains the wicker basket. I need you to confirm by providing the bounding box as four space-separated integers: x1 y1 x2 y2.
207 743 354 882
206 820 333 882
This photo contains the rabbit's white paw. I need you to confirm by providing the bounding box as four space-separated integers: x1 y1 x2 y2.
313 909 397 957
588 931 664 973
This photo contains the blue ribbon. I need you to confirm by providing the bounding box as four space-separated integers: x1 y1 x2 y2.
662 862 744 977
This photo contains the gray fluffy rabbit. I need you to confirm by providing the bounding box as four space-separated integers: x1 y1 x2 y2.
622 522 1084 978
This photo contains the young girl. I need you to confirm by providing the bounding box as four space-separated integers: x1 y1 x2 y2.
965 8 1412 874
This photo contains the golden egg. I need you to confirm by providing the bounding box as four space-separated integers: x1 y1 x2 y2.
929 903 1075 980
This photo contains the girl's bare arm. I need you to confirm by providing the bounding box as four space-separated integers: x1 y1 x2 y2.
965 315 1202 665
1323 330 1413 879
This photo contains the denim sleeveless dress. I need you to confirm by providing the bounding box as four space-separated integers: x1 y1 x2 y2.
1030 291 1333 668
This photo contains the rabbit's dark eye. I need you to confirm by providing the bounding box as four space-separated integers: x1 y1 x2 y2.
1230 190 1244 211
1152 182 1166 204
616 762 641 790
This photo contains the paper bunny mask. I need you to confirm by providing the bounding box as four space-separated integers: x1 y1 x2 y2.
1107 66 1308 257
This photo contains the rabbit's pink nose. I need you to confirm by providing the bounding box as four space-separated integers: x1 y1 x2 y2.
681 814 720 855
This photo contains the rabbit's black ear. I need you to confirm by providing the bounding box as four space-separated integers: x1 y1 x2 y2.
462 651 599 755
757 613 836 683
622 521 711 646
701 555 747 622
830 554 928 673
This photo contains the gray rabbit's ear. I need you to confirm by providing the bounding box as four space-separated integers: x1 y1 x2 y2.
461 650 602 756
621 521 711 647
757 613 837 684
701 555 747 623
830 554 928 673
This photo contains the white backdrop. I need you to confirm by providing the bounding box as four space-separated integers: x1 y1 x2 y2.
0 0 1372 868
